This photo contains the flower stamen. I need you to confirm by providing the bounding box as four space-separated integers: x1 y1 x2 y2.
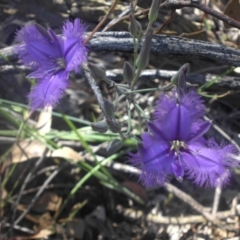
56 58 66 70
170 140 186 155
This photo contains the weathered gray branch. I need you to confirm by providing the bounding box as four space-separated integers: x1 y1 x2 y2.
106 69 240 90
1 65 240 90
1 32 240 66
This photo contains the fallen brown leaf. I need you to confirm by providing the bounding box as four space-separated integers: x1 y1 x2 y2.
51 147 84 162
33 212 53 232
24 229 53 239
7 140 47 163
1 142 83 173
32 192 62 213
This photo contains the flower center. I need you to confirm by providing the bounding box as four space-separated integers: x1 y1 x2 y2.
170 140 186 155
56 58 66 70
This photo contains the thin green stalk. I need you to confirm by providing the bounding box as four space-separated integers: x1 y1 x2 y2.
56 151 123 218
133 37 138 73
131 67 142 90
130 87 159 94
2 163 17 187
79 160 144 204
198 67 235 92
0 105 61 149
0 108 21 128
0 98 91 126
132 33 141 74
63 114 93 154
63 199 88 223
129 81 174 94
62 115 112 178
0 130 18 136
146 20 153 33
113 91 119 109
198 91 230 99
134 103 149 120
126 100 132 135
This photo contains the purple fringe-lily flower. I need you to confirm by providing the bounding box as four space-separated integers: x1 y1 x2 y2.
130 90 238 188
15 19 87 109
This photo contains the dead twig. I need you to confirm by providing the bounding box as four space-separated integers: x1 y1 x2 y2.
83 158 238 229
212 185 222 216
164 182 223 227
84 0 119 44
103 7 131 32
160 0 240 30
155 9 176 34
13 162 67 226
116 205 238 225
9 148 49 235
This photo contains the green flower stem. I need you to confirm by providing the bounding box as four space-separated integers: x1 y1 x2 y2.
102 77 114 85
116 84 129 88
133 35 142 73
133 37 137 72
129 81 174 94
118 130 125 140
198 91 230 99
113 91 119 109
129 87 159 94
62 114 112 179
134 103 149 120
198 67 235 91
131 67 142 90
126 99 132 135
146 20 153 33
162 81 175 91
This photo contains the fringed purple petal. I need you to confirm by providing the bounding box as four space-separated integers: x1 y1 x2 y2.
62 19 87 72
183 140 238 187
27 66 57 79
153 91 177 121
15 24 62 68
154 90 206 125
28 71 69 109
129 132 173 187
181 90 206 120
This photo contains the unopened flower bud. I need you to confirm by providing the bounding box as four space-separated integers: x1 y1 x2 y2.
148 0 161 23
102 99 115 119
91 120 109 133
123 61 134 84
106 139 123 154
88 63 106 81
136 28 154 70
106 119 121 133
178 64 189 92
171 63 190 92
129 14 142 38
